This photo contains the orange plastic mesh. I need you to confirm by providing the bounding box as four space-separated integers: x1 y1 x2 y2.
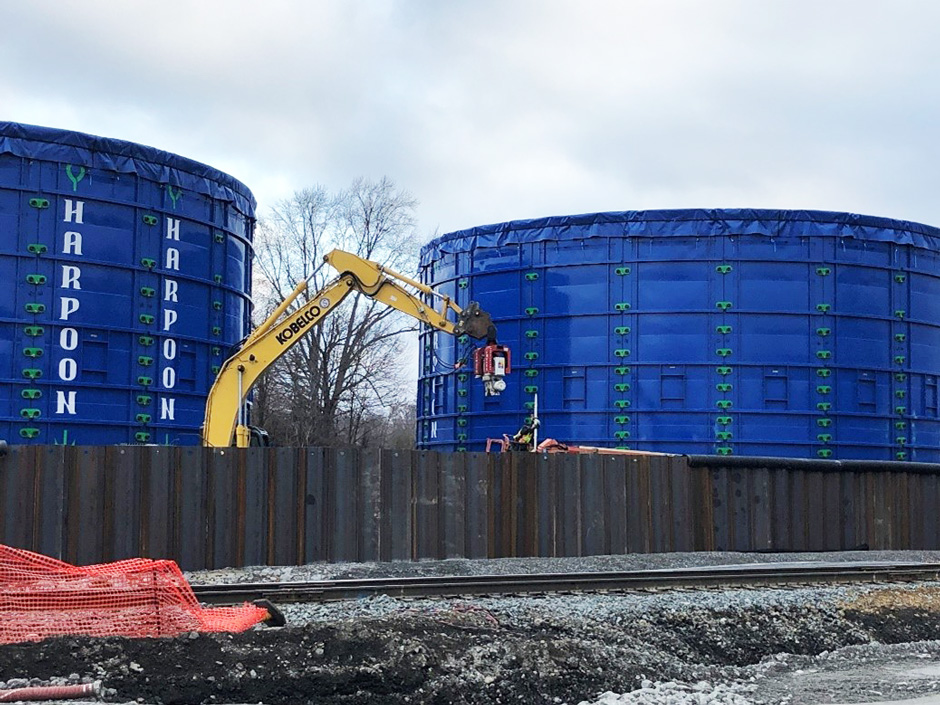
0 544 269 644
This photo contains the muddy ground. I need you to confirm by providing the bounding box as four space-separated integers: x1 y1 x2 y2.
3 587 940 704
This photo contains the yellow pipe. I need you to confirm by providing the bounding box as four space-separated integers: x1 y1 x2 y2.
246 279 308 346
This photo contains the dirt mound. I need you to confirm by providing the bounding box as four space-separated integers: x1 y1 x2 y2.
1 589 940 704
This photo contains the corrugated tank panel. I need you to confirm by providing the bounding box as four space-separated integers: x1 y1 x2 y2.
417 209 940 461
0 122 254 445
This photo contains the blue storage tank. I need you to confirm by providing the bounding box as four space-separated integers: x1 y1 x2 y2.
417 209 940 461
0 122 254 445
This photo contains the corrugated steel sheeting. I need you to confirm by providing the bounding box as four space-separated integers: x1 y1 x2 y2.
1 447 939 570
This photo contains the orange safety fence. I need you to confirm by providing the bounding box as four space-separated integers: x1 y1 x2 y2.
0 544 269 644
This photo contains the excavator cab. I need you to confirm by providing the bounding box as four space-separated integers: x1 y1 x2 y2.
248 426 271 447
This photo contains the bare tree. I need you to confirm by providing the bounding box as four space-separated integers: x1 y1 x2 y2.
352 401 416 449
250 177 420 447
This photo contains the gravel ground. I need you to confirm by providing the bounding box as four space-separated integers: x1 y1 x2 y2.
4 551 940 704
185 550 940 585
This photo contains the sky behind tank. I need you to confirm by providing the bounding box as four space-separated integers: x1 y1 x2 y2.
2 0 939 240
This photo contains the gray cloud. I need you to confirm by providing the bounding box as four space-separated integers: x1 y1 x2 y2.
3 0 940 237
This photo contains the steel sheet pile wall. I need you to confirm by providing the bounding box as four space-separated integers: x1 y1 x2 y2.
419 209 940 461
0 123 255 445
2 446 939 570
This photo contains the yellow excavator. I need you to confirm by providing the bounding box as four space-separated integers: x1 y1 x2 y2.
201 249 510 448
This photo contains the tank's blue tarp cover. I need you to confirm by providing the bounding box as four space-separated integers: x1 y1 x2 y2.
0 121 255 216
421 208 940 266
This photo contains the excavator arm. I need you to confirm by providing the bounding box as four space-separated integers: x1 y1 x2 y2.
201 249 507 447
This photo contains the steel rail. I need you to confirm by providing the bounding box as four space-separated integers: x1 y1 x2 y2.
192 561 940 605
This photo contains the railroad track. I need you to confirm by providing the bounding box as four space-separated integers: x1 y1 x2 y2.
192 561 940 605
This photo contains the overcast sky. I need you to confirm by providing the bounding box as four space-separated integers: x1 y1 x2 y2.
3 0 940 241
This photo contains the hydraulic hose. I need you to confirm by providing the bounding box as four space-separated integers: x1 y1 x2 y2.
0 681 101 702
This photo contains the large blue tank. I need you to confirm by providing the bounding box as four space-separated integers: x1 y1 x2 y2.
0 122 254 445
417 209 940 461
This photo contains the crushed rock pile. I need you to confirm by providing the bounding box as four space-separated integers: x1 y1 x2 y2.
580 680 757 705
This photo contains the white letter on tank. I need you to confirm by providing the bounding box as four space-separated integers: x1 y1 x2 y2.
162 367 176 389
165 248 179 271
160 397 176 420
56 390 77 415
63 231 83 255
61 265 82 290
59 327 79 351
163 309 178 331
63 199 84 224
58 358 77 381
59 297 80 321
166 218 180 241
164 279 178 303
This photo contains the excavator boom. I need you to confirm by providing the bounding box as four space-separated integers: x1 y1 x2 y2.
201 249 508 447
